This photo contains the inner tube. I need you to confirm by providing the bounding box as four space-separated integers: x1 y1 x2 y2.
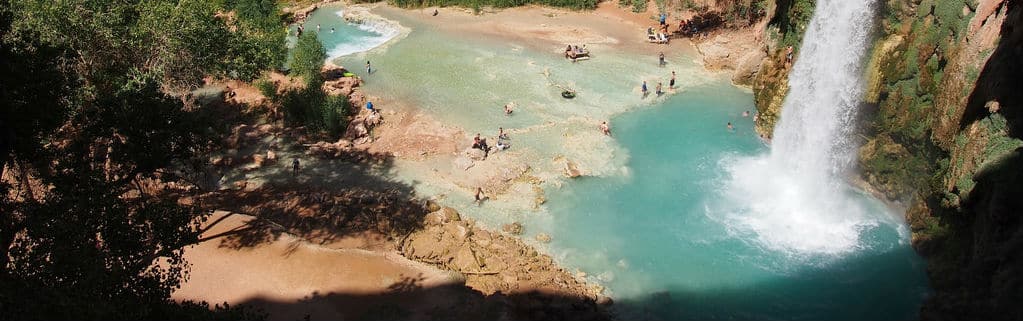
561 91 576 99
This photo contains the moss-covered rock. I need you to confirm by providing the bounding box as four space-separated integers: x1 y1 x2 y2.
857 0 1023 319
750 0 816 138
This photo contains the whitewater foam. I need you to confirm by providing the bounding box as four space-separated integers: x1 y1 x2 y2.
326 9 402 59
715 0 883 257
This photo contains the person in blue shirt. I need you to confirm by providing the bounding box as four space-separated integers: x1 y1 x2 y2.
659 13 666 26
641 81 648 96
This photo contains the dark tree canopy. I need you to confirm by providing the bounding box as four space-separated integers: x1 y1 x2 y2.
0 0 287 319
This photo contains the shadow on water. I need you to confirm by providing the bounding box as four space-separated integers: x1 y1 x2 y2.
612 246 928 321
207 241 928 321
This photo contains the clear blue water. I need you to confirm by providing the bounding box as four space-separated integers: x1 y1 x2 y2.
537 84 931 320
296 5 931 320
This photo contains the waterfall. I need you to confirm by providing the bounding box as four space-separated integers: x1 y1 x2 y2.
715 0 882 256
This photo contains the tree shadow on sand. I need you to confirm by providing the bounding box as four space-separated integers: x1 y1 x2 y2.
235 276 612 321
198 148 431 250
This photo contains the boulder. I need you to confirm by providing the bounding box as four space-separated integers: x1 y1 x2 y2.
536 233 552 243
732 50 767 86
424 211 447 226
426 200 443 212
502 222 524 235
438 207 461 222
344 121 369 140
697 41 732 70
564 160 582 178
265 150 277 164
452 246 480 271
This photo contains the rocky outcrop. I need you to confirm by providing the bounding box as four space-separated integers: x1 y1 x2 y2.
694 34 768 87
749 0 816 138
400 207 609 312
854 0 1023 319
751 51 790 138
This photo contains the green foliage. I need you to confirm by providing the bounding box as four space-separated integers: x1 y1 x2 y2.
631 0 647 13
279 30 349 137
256 77 278 101
771 0 815 50
289 31 328 85
723 0 769 26
274 80 351 137
1 0 286 319
10 0 286 88
981 114 1023 164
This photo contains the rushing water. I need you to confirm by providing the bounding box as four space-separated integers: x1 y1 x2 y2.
298 3 930 320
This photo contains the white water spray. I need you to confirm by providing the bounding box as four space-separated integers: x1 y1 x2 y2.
717 0 883 256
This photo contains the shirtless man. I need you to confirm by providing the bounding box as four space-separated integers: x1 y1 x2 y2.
600 121 612 136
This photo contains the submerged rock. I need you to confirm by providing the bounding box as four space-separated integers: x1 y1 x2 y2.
502 222 524 235
536 233 552 243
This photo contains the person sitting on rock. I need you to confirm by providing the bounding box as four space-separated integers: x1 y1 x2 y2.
600 121 611 136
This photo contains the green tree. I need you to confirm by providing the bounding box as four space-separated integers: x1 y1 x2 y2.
288 31 328 84
0 0 286 319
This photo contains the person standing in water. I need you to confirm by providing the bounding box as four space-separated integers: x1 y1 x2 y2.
366 61 372 74
670 71 676 89
292 158 300 176
641 81 648 96
659 52 666 66
475 187 487 205
316 24 321 31
656 82 663 95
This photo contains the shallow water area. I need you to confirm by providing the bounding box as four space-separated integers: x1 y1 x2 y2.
297 4 930 320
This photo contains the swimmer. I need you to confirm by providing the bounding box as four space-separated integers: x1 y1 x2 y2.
742 110 750 117
504 104 513 115
727 122 734 131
